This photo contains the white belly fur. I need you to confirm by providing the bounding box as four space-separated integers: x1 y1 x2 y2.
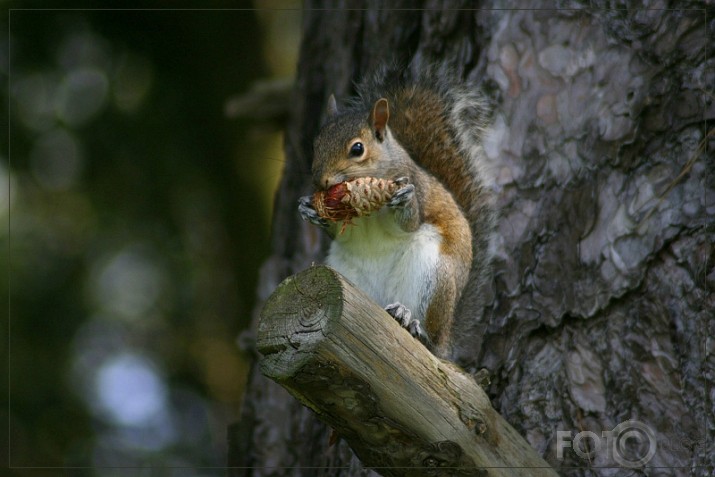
326 210 441 321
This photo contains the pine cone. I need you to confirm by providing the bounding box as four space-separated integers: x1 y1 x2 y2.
312 177 401 226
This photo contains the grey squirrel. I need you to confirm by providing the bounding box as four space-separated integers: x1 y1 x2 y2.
299 68 495 358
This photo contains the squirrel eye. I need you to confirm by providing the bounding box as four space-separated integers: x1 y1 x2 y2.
349 142 364 158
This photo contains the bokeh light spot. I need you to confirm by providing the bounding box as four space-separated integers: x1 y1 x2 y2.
55 67 109 127
91 245 165 321
95 353 167 427
114 52 153 113
29 128 84 191
12 73 58 132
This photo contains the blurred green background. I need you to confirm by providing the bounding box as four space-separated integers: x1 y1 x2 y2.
3 1 300 473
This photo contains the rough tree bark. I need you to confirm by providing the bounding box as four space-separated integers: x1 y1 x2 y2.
232 3 713 477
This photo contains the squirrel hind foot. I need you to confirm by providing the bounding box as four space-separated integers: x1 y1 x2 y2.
385 302 432 350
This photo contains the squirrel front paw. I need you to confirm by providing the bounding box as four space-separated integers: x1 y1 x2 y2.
387 177 415 208
385 302 431 349
298 195 330 229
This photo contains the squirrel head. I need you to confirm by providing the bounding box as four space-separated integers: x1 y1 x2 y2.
312 96 409 190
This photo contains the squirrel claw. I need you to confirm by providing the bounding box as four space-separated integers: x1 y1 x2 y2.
388 183 415 208
385 302 431 348
393 176 410 187
407 320 428 344
298 195 329 228
385 302 411 327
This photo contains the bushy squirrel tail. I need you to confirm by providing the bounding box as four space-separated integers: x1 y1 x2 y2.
353 64 494 231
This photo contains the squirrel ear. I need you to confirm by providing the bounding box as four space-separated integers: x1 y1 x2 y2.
327 94 339 117
371 98 389 141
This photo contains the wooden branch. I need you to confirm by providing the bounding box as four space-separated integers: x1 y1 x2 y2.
257 266 558 477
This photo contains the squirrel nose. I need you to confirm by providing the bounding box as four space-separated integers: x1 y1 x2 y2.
319 173 342 190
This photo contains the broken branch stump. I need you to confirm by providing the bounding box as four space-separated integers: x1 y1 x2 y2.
257 265 557 477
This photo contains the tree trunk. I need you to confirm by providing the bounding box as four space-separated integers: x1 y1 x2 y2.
232 3 714 477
